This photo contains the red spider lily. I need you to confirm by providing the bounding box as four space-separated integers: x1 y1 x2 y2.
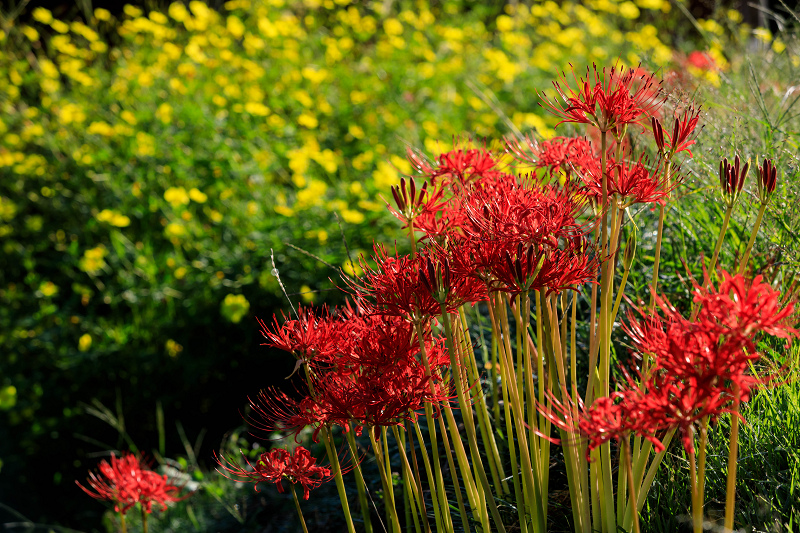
489 241 597 297
257 306 341 364
460 175 584 249
578 152 676 207
538 388 664 460
77 453 184 514
652 106 701 158
623 269 797 450
505 135 597 180
248 387 329 442
408 145 505 187
756 158 778 204
539 63 665 132
216 446 333 500
686 270 797 351
387 176 447 228
347 244 485 320
687 51 717 71
719 155 750 207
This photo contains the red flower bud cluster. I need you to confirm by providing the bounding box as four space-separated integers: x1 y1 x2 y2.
77 452 184 514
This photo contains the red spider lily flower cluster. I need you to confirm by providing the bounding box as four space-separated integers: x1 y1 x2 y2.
408 145 504 187
77 452 184 514
541 388 665 459
540 63 665 133
623 270 797 452
217 446 332 500
505 135 596 180
249 310 453 441
577 151 678 207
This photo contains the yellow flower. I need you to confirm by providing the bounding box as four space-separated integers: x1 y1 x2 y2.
220 294 250 323
165 339 183 357
22 26 39 41
51 19 69 33
383 18 403 36
618 1 640 19
300 284 315 303
348 124 365 139
164 187 190 207
39 281 59 297
244 102 270 116
94 8 112 21
341 209 365 224
120 110 137 125
174 266 188 279
165 222 186 238
78 333 92 352
372 160 400 189
297 113 318 128
227 15 245 38
156 103 173 124
80 245 107 275
32 7 54 24
189 188 207 203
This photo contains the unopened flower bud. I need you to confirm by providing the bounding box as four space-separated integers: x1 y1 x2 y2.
719 155 750 208
756 158 778 205
622 231 636 271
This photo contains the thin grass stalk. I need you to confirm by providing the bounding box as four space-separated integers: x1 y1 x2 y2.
323 426 357 533
345 430 374 533
391 426 426 533
291 484 311 533
441 309 509 533
738 202 768 275
368 429 402 533
724 385 742 531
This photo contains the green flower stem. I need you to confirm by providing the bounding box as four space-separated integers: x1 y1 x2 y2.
291 485 311 533
391 426 425 533
345 429 374 533
738 202 768 275
367 428 401 533
487 297 529 533
710 204 734 276
433 406 470 532
621 437 641 533
440 309 509 533
382 427 402 532
411 414 444 533
697 418 710 528
323 426 357 533
120 513 127 533
412 319 448 533
724 385 742 531
622 428 676 530
405 422 432 533
649 160 672 311
688 443 702 533
459 307 509 496
534 291 547 473
489 298 543 531
409 217 417 256
141 507 148 533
